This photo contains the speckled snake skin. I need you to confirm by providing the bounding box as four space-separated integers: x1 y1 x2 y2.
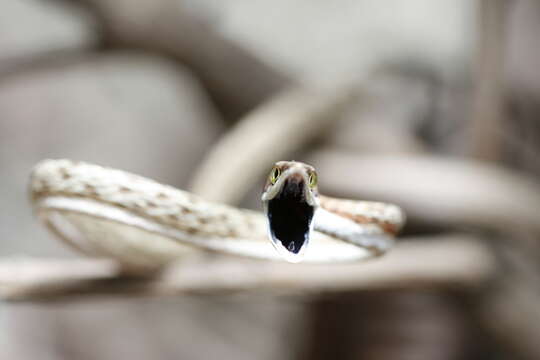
29 159 405 268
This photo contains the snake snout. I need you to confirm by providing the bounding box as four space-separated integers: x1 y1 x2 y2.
280 176 305 199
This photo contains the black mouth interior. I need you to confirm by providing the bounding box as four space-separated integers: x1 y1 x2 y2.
268 178 314 254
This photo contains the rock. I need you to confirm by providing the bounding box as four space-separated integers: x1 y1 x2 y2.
0 52 224 256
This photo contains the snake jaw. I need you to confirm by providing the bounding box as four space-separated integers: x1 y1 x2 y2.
262 163 319 262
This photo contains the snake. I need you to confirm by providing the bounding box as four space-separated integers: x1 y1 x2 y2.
30 159 405 269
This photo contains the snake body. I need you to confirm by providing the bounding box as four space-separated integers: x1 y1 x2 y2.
30 159 404 268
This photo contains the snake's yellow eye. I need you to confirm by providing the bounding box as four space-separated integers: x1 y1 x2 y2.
269 166 281 184
308 172 318 188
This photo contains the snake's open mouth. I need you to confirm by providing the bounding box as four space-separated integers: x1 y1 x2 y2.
267 176 315 259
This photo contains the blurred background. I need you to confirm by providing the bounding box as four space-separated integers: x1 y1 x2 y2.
2 0 540 359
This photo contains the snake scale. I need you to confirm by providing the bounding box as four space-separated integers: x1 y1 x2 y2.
30 159 405 269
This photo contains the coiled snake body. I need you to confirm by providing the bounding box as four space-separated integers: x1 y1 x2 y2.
30 159 404 269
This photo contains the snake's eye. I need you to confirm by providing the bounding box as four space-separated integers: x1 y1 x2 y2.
269 166 281 184
308 172 318 188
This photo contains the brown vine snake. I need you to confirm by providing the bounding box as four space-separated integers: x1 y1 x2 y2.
30 159 405 269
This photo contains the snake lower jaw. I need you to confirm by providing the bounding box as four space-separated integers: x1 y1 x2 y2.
269 237 310 263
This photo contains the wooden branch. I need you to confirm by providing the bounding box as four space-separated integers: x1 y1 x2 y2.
310 150 540 235
0 235 494 302
189 86 358 203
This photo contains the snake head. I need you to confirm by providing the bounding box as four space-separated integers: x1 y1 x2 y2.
261 161 320 262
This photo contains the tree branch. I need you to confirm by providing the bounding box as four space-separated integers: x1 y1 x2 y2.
0 235 494 302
